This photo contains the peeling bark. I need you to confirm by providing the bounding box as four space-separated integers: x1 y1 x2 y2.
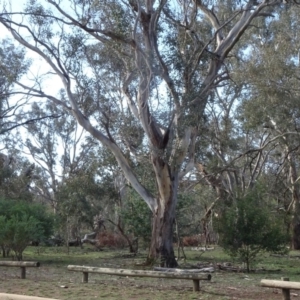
287 153 300 249
148 156 178 267
148 202 178 267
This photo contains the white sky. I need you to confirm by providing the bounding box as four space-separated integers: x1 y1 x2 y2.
1 0 64 93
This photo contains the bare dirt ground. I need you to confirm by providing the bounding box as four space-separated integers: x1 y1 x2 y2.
1 247 300 300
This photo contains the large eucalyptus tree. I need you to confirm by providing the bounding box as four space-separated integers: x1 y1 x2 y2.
0 0 298 266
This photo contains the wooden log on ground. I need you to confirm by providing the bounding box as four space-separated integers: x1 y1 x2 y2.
153 267 214 273
81 232 97 243
261 278 300 300
0 261 40 279
68 238 82 247
217 264 242 272
270 254 289 258
68 265 211 291
68 265 211 280
190 247 215 251
0 261 40 267
0 294 59 300
154 267 203 273
81 238 97 245
261 279 300 290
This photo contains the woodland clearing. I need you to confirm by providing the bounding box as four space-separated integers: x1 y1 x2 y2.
1 246 300 299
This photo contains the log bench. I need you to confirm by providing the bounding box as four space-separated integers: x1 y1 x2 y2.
68 265 212 292
261 277 300 300
0 293 58 300
0 261 40 279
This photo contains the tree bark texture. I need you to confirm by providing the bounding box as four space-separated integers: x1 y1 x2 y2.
292 222 300 250
0 261 40 267
287 153 300 250
261 279 300 290
67 265 212 281
148 157 178 267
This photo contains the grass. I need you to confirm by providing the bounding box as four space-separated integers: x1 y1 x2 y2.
1 245 300 299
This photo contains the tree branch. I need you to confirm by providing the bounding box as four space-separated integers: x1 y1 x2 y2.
0 114 62 134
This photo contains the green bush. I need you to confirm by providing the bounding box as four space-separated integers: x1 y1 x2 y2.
121 190 152 248
0 199 54 260
218 189 288 272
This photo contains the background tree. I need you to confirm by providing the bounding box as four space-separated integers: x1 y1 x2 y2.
20 101 85 212
0 39 29 135
0 199 54 260
55 163 105 245
235 6 300 249
218 186 288 272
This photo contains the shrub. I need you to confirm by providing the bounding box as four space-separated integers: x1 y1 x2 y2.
121 190 152 247
182 235 201 247
217 189 288 272
96 231 128 248
0 199 54 260
1 214 45 260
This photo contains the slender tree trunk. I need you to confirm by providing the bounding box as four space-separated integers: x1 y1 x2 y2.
107 219 137 253
246 255 250 273
291 188 300 250
175 218 186 261
1 246 10 258
287 153 300 249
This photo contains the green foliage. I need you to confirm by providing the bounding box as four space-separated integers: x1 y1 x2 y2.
218 189 288 272
8 201 54 239
176 192 201 236
121 189 152 247
56 169 109 230
0 214 43 260
0 199 54 260
0 39 30 84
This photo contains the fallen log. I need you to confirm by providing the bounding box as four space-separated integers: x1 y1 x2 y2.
261 279 300 289
192 262 214 268
217 264 242 272
153 267 214 273
0 294 58 300
0 261 40 267
270 254 289 258
81 239 97 245
68 238 82 247
81 232 97 243
154 267 202 273
261 278 300 300
68 265 212 280
197 267 215 273
190 247 215 251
